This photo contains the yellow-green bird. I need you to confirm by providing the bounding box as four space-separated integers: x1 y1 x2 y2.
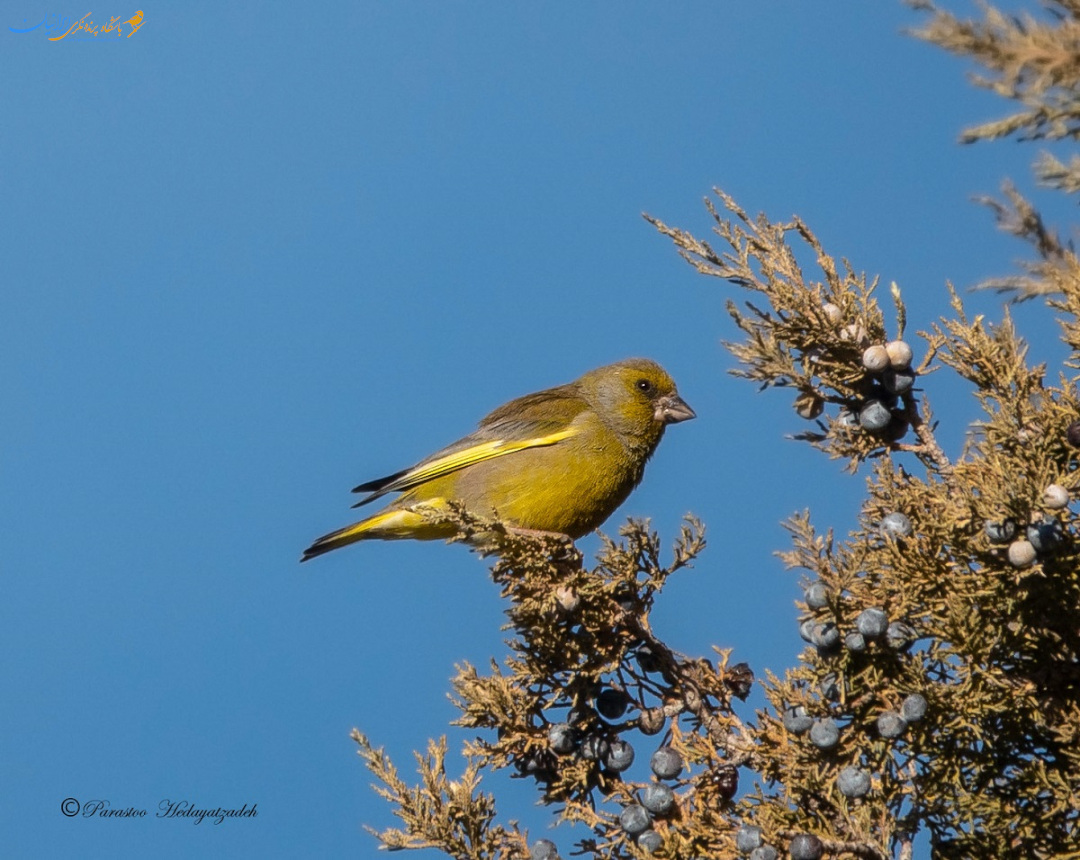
301 358 694 561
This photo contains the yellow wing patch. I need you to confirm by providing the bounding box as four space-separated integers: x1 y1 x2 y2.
401 427 577 486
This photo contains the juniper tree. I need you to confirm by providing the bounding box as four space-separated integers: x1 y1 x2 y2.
353 3 1080 858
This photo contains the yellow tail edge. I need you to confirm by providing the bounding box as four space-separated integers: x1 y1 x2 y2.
300 504 449 561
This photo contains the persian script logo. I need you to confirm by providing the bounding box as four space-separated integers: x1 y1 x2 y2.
9 11 144 40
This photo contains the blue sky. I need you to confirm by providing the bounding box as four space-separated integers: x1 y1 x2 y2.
2 3 1070 857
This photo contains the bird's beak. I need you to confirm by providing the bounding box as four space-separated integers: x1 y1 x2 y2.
655 393 696 424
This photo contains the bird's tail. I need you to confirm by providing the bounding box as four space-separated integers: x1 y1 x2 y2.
301 519 376 561
300 506 446 561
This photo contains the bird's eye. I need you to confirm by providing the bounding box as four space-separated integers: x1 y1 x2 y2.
636 379 653 393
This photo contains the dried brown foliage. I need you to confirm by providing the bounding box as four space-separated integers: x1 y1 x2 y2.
912 0 1080 146
913 1 1080 301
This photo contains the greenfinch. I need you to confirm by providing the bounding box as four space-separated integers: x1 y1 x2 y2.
301 358 694 560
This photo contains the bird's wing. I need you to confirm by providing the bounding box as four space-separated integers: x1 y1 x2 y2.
351 384 588 507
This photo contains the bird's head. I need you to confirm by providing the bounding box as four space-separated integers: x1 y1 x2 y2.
580 358 695 449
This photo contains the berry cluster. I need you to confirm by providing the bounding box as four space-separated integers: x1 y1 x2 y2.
799 589 915 659
522 655 749 858
795 302 916 435
984 480 1073 568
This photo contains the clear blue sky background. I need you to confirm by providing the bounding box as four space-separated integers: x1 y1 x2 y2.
3 3 1071 857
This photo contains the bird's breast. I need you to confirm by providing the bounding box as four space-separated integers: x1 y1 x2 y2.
446 436 643 538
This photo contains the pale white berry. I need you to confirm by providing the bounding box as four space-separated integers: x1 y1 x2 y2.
885 340 913 369
555 586 579 613
1007 540 1036 568
840 323 868 346
862 345 890 373
1042 484 1069 509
